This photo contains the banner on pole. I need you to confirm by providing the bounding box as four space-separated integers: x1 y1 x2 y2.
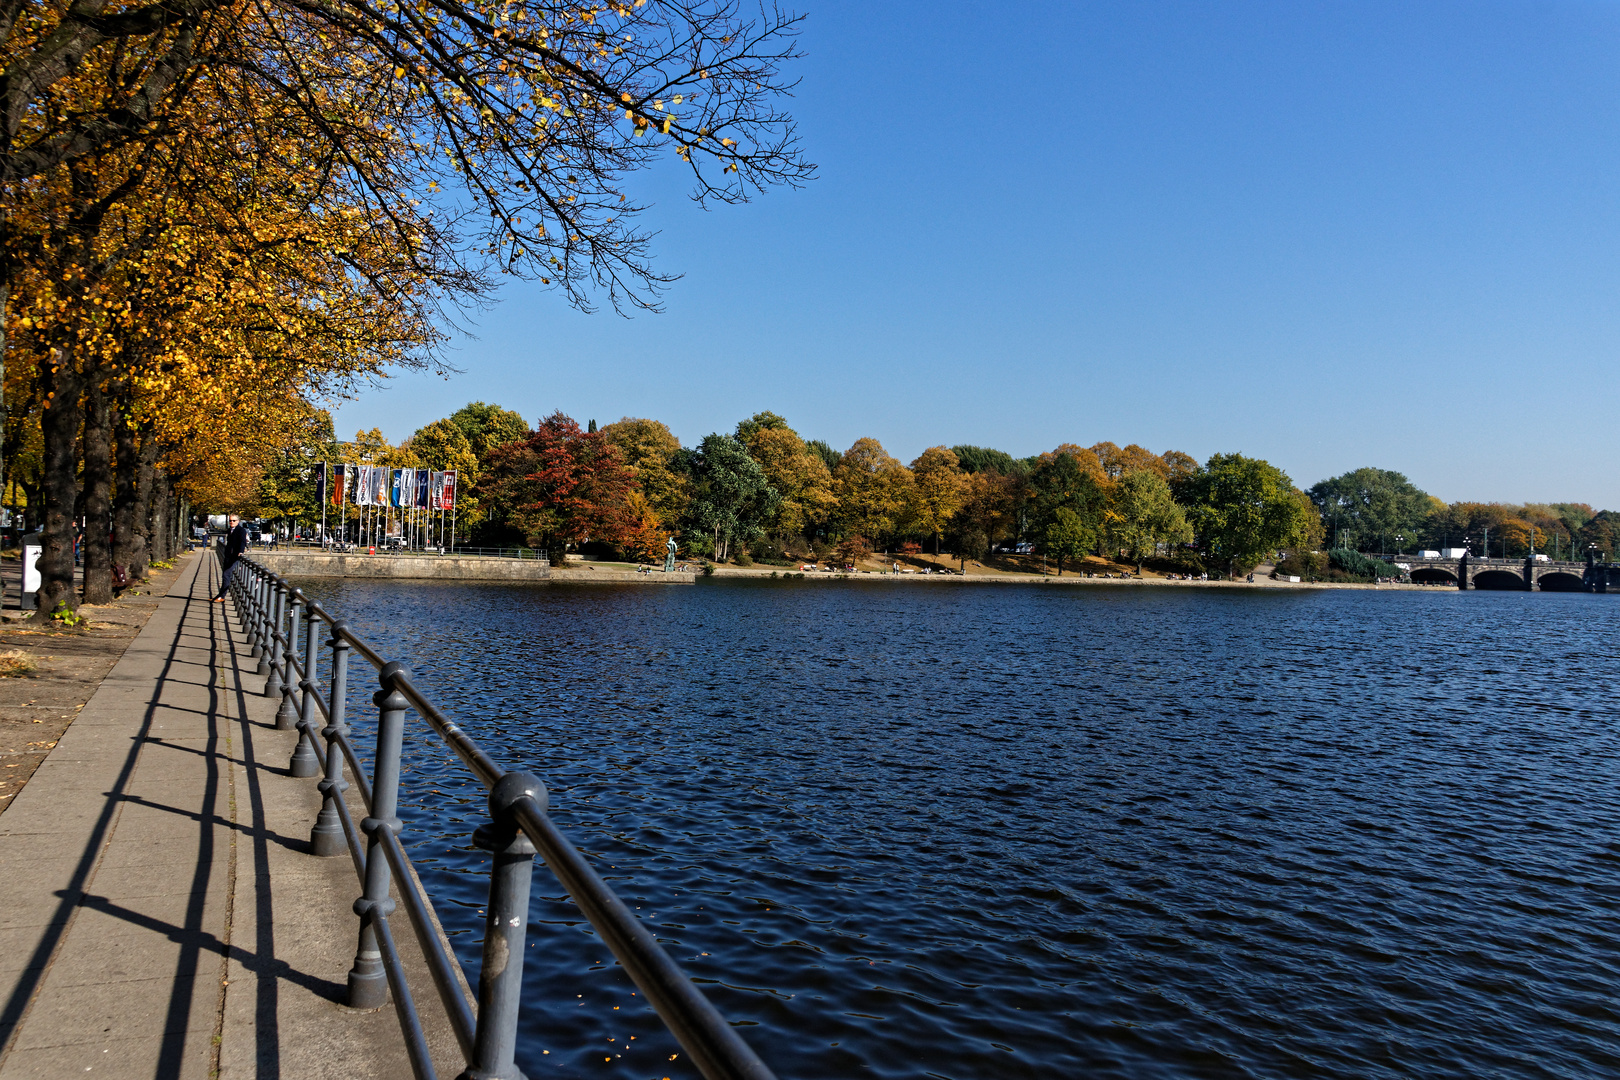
414 469 430 508
442 470 457 509
390 469 404 508
315 463 327 506
331 464 346 507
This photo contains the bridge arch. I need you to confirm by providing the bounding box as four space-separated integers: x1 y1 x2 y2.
1410 566 1458 584
1537 571 1585 592
1472 569 1526 591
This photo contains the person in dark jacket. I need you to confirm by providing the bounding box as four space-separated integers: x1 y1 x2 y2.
212 515 248 601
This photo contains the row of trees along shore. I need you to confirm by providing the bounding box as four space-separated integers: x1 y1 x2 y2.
0 0 813 616
255 406 1618 580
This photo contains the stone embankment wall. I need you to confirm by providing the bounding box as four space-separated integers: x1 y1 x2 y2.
252 552 693 584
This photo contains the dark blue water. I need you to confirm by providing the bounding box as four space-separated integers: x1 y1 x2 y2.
296 579 1620 1079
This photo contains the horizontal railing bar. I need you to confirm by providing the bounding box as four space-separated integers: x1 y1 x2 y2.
378 828 477 1060
375 915 439 1080
391 672 505 790
510 796 776 1080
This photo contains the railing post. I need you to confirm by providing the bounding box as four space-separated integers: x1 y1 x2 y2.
289 602 322 776
310 621 351 857
265 582 286 699
276 593 301 728
348 660 407 1009
459 772 544 1080
249 570 267 664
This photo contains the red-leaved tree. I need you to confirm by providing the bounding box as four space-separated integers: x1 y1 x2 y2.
475 412 636 562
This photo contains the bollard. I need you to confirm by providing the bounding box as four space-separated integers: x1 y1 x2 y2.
310 623 351 857
265 583 286 698
275 594 302 729
459 771 545 1080
348 661 408 1009
289 602 322 775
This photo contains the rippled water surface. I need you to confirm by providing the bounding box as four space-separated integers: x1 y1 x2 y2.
294 578 1620 1079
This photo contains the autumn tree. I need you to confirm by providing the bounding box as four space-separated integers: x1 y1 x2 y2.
738 415 834 542
474 411 634 561
951 469 1020 561
450 403 531 461
909 446 965 555
601 416 688 526
832 437 912 548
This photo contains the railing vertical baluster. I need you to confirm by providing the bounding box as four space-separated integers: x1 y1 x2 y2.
463 772 545 1080
276 593 301 728
265 582 286 696
290 602 322 776
349 660 408 1009
311 622 351 857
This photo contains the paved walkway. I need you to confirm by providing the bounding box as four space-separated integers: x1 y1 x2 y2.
0 553 458 1078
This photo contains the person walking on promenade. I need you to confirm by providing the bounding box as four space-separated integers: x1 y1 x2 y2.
212 515 248 602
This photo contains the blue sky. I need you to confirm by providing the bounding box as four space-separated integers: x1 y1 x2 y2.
331 0 1620 507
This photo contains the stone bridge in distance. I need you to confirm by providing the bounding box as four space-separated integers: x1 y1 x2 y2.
1402 553 1617 591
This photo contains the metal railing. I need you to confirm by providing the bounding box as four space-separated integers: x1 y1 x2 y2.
228 554 778 1080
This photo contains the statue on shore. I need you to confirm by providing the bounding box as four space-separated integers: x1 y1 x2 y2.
663 536 678 573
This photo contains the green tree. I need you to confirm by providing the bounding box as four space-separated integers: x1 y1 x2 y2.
680 434 780 562
951 445 1030 476
1308 467 1433 552
1578 511 1619 560
1042 508 1092 576
1182 453 1314 575
449 403 531 461
806 439 842 473
1110 469 1192 574
1028 449 1106 557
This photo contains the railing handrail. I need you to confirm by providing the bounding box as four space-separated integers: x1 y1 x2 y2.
228 553 779 1080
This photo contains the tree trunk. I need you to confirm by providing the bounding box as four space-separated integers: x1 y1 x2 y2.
80 379 113 603
131 433 158 579
146 469 170 563
112 415 146 580
153 476 173 560
35 350 82 616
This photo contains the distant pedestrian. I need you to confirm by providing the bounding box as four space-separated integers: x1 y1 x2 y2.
212 515 248 602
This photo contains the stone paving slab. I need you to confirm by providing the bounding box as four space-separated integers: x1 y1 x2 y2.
0 553 465 1079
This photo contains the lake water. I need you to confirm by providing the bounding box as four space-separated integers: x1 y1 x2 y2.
294 578 1620 1080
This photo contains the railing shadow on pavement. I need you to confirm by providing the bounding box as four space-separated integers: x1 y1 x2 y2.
229 554 778 1080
